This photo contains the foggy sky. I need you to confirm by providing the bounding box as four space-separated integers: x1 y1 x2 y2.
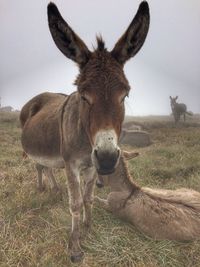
1 0 200 115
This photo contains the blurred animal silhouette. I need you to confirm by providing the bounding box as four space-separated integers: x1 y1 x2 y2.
170 96 192 124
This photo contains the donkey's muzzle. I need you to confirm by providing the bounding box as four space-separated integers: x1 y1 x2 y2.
93 149 120 175
92 130 120 175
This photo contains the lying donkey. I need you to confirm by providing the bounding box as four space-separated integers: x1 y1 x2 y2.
96 153 200 241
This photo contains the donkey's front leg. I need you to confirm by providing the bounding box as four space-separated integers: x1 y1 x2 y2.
65 163 83 263
82 167 96 229
94 196 111 211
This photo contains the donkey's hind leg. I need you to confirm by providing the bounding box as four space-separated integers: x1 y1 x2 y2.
43 167 59 192
35 163 45 192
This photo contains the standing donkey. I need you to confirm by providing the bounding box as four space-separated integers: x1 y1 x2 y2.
170 96 192 124
20 1 150 262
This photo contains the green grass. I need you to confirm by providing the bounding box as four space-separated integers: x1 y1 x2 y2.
1 112 200 266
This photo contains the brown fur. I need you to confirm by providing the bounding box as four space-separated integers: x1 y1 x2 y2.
20 1 150 262
96 155 200 241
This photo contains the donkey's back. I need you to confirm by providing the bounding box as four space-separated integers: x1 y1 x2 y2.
173 102 187 123
20 92 67 127
173 103 187 115
137 187 200 241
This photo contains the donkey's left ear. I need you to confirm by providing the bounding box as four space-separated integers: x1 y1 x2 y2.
47 2 91 67
111 1 150 65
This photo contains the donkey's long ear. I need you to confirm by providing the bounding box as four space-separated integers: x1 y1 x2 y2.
47 2 91 67
111 1 150 65
123 150 139 160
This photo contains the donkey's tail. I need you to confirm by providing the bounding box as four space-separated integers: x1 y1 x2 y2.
186 111 193 116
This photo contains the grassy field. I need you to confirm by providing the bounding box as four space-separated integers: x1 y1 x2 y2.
0 112 200 267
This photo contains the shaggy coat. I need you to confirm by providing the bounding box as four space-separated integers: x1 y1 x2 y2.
20 1 150 262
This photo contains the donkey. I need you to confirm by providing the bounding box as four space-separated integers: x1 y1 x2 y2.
96 154 200 241
170 96 192 124
20 1 150 262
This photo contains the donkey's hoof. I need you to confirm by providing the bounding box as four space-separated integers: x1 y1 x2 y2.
70 251 84 263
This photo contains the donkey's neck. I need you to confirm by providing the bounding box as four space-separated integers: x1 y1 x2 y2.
107 155 140 193
61 92 92 160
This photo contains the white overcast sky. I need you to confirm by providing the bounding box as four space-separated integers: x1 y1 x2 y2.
0 0 200 115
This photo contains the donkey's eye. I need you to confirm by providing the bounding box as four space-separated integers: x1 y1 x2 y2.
81 95 91 105
120 94 128 103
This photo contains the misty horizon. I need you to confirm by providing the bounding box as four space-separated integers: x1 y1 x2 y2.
1 0 200 116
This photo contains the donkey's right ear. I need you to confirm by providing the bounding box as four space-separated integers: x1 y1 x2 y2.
47 3 91 67
170 96 172 100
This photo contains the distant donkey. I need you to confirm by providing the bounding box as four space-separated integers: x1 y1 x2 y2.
20 1 150 262
170 96 192 124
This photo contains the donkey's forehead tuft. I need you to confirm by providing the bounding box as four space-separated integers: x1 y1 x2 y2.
96 35 106 51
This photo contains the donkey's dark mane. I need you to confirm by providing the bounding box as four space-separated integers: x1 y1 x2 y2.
121 155 140 191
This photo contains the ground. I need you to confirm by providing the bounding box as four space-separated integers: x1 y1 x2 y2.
0 112 200 267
